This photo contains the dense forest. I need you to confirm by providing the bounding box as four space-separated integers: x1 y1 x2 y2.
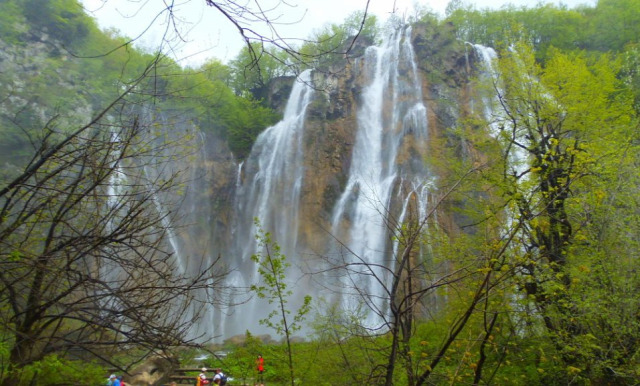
1 0 639 385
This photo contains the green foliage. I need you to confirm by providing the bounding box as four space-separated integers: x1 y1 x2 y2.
586 0 640 52
250 220 312 336
298 11 379 69
229 44 291 99
446 0 640 62
1 353 106 385
21 0 91 46
470 40 640 383
220 331 265 384
155 59 279 158
250 219 312 386
226 97 280 158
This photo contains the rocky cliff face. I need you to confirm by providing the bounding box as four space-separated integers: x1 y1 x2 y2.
192 22 489 339
274 21 479 253
189 19 487 327
0 32 94 168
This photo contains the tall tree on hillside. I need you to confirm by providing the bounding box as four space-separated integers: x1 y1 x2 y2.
486 42 640 382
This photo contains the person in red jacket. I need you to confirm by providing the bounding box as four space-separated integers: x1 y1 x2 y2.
256 355 264 386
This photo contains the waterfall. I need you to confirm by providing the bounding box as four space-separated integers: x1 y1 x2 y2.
472 43 540 323
221 70 315 338
237 70 314 257
131 110 214 340
472 44 528 177
102 131 128 288
106 132 127 231
149 182 187 273
192 28 438 340
330 26 432 328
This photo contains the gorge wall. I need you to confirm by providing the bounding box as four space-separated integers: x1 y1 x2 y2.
177 21 489 340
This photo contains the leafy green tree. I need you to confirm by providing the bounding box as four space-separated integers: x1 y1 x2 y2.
159 60 279 158
229 43 291 99
9 354 106 386
222 331 264 384
21 0 90 46
486 42 639 382
298 12 379 70
251 219 311 386
586 0 640 52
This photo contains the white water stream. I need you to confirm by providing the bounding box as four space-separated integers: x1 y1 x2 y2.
144 29 441 340
218 70 315 338
329 26 433 328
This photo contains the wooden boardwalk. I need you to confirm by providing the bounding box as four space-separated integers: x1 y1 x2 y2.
109 367 250 385
165 368 211 385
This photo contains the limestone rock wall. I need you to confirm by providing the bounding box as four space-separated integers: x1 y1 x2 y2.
190 21 485 297
283 22 481 253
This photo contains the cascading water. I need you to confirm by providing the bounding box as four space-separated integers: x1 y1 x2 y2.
136 113 196 276
472 44 528 177
106 132 127 231
183 27 446 341
219 70 315 338
102 131 129 288
237 70 314 256
149 178 187 273
472 43 541 323
123 109 216 340
329 26 433 328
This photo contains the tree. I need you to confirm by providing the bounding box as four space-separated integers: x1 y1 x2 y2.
485 41 640 382
298 12 380 70
229 43 292 99
0 60 226 384
21 0 90 46
250 220 311 386
379 174 486 386
321 165 510 386
587 0 640 52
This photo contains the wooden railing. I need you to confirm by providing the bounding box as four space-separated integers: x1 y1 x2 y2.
165 368 213 385
107 368 225 386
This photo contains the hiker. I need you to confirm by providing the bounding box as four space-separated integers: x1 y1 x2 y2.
196 367 210 385
213 368 227 385
256 355 264 386
107 374 121 386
